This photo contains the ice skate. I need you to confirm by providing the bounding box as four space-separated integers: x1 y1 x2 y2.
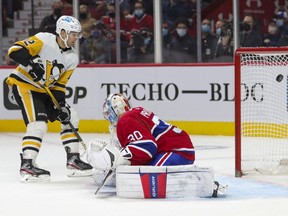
20 154 51 182
212 181 228 198
66 147 93 177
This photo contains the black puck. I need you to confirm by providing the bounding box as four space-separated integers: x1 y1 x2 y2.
276 74 284 82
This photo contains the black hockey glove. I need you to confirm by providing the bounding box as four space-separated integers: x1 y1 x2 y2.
28 55 45 82
57 102 71 124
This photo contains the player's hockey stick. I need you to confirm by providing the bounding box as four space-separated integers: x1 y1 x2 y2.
41 82 87 153
95 169 115 195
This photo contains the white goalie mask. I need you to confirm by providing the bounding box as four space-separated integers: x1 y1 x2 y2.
103 93 131 125
56 15 82 48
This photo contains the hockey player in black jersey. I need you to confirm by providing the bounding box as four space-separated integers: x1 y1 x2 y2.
6 15 93 182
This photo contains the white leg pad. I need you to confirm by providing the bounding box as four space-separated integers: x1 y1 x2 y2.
116 165 215 199
23 121 47 159
26 121 47 137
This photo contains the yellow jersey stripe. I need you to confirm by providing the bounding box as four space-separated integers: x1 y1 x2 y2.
20 88 35 122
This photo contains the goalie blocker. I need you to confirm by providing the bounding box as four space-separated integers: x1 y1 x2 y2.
115 165 225 199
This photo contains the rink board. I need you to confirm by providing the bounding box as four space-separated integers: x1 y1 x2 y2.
0 66 235 135
116 165 214 199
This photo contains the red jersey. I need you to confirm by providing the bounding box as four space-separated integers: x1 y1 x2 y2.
102 16 130 42
116 107 195 165
128 14 154 32
102 16 129 32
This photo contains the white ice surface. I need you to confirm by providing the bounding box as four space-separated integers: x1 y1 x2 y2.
0 133 287 216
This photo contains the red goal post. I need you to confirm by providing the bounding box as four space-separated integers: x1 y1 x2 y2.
235 47 288 177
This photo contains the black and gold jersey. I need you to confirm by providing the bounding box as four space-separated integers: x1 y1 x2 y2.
6 32 79 94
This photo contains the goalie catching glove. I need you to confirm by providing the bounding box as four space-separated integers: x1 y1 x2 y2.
28 55 45 82
57 102 71 124
86 139 131 171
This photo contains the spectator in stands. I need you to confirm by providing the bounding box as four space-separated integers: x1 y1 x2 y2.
215 19 225 37
128 27 154 63
162 20 171 47
274 9 288 37
79 0 97 7
121 3 134 31
127 0 154 16
61 0 73 8
165 17 197 63
121 1 132 16
166 0 195 26
275 10 288 46
79 4 97 44
60 0 73 15
240 15 262 47
201 18 217 62
213 20 234 62
187 0 198 16
129 1 154 33
2 0 13 20
102 2 130 34
263 21 280 47
80 24 112 64
1 1 9 36
162 20 172 62
39 1 64 34
102 2 130 63
162 0 171 22
93 0 108 20
142 0 154 16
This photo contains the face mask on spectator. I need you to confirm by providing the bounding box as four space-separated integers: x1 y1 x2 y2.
276 19 284 27
216 28 221 36
162 28 169 36
108 12 115 18
92 30 102 39
80 12 88 19
176 28 187 37
202 24 211 33
134 9 144 18
54 8 62 18
240 22 251 31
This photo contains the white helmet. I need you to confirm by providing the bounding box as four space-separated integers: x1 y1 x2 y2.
56 15 82 47
103 93 131 125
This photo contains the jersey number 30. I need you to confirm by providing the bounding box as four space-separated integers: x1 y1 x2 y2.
127 131 143 142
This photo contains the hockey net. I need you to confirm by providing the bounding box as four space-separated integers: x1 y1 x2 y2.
235 47 288 177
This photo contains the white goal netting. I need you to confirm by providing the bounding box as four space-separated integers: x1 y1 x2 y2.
237 51 288 175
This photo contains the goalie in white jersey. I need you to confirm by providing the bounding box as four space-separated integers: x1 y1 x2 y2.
6 15 93 182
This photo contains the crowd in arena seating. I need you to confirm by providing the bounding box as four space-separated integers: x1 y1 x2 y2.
3 0 288 64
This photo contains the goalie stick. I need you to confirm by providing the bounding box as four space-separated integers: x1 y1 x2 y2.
40 82 87 153
95 169 115 195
